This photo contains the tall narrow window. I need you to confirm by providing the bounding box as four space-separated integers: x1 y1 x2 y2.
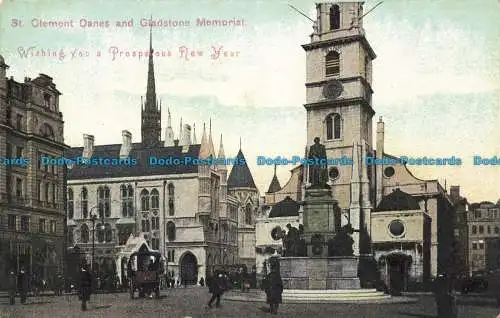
326 113 342 140
325 51 340 77
168 184 175 216
68 229 74 245
121 184 134 217
68 189 74 219
245 203 252 225
140 189 150 211
330 5 340 30
45 182 50 202
167 221 176 241
104 223 112 242
16 114 23 130
52 183 56 203
151 189 159 210
81 224 89 243
15 178 23 198
81 187 88 219
97 186 111 218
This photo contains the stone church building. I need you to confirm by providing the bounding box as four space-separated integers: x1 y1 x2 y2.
256 2 455 291
65 29 259 285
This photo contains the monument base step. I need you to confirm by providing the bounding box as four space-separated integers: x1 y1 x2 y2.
282 288 387 301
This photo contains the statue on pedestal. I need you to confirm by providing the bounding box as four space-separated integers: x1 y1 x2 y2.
283 224 300 256
328 224 355 257
308 137 329 188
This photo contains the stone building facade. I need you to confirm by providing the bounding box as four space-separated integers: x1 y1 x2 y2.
0 55 68 286
467 201 500 273
65 30 259 284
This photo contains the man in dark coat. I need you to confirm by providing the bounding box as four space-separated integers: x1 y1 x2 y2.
79 265 92 311
18 267 28 304
207 271 225 308
433 273 457 318
8 270 17 305
265 265 283 315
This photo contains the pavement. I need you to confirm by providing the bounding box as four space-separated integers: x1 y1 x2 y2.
0 287 499 318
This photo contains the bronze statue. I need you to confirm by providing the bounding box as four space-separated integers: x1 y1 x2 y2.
308 137 329 188
284 224 300 256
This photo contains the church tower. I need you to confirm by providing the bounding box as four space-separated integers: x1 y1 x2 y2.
303 2 376 255
141 26 161 148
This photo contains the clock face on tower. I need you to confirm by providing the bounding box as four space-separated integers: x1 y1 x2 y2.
322 80 343 100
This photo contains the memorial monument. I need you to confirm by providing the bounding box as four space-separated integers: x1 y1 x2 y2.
279 137 361 290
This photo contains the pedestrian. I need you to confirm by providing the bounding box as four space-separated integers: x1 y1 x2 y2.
207 271 226 308
199 277 205 287
79 264 93 311
265 263 283 315
18 267 28 304
433 273 457 318
8 270 17 305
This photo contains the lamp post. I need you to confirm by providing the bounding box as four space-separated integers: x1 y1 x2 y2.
89 206 101 272
88 200 122 272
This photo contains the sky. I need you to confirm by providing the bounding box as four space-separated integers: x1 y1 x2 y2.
0 0 499 203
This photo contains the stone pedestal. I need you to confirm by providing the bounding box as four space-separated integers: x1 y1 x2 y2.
302 187 338 257
280 256 360 289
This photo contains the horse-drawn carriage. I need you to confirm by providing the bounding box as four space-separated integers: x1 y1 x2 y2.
127 250 164 299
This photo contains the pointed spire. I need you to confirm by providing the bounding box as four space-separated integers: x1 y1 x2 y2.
199 122 211 158
167 108 171 127
239 137 242 150
192 123 197 144
218 134 225 158
267 163 281 193
179 117 183 139
145 20 156 111
208 118 215 157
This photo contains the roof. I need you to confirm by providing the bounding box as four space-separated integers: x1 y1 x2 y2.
227 149 256 189
268 196 300 218
375 188 421 212
267 174 281 193
65 143 201 180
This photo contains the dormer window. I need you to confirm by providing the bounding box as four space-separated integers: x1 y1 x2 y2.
330 5 340 30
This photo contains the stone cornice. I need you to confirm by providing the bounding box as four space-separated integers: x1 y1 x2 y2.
302 34 377 60
303 97 375 116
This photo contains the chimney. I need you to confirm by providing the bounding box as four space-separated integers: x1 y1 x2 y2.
450 186 460 201
82 134 95 159
182 124 192 146
120 130 132 159
376 116 384 159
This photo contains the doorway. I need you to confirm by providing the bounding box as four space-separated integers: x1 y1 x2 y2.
180 252 198 285
386 253 412 295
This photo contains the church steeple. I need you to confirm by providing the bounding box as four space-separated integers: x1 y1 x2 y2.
141 22 161 148
145 23 156 110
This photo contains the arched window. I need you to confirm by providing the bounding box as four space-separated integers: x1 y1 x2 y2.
104 223 113 242
81 187 88 219
325 51 340 77
326 113 342 140
97 224 105 243
97 186 111 218
245 203 252 225
67 188 74 219
330 5 340 30
39 123 55 140
167 221 176 241
81 224 89 243
140 189 150 211
151 189 159 210
168 184 175 216
121 184 134 217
